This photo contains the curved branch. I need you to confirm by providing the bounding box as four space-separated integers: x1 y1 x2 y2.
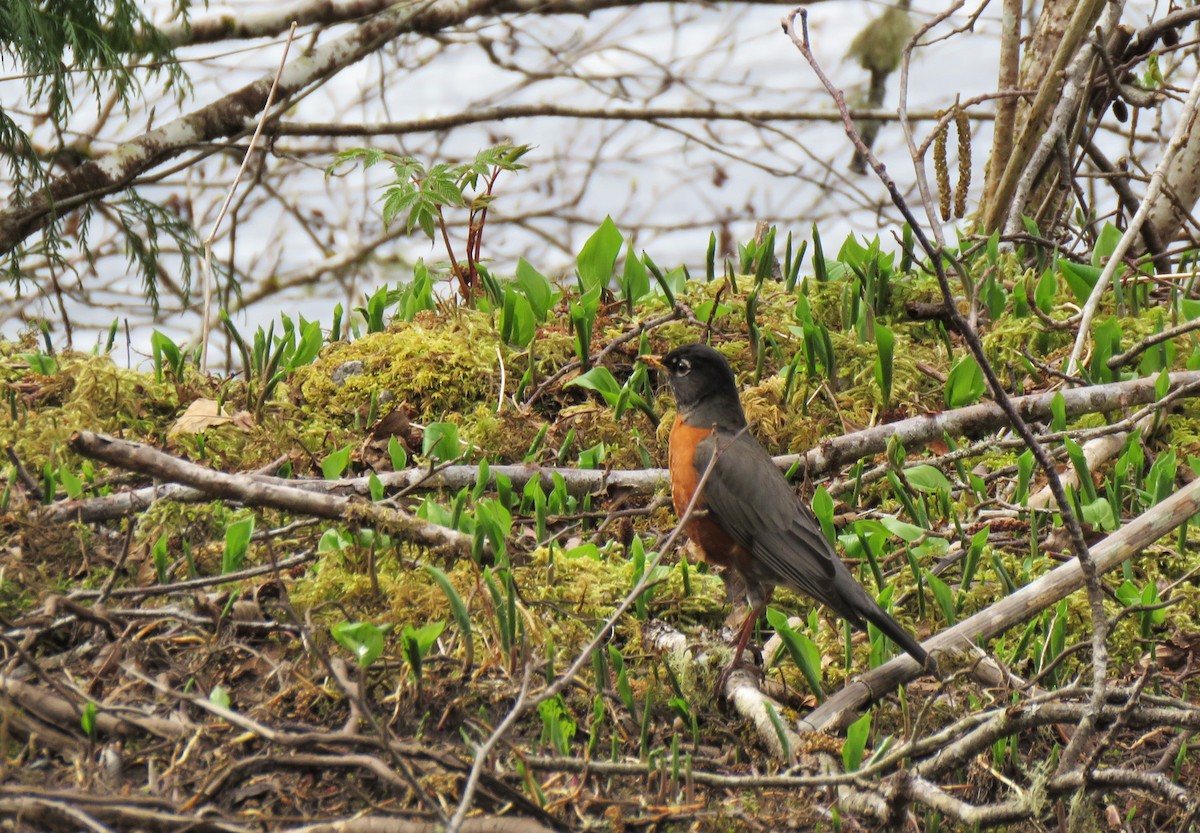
67 431 477 557
36 370 1200 525
799 473 1200 731
0 0 498 256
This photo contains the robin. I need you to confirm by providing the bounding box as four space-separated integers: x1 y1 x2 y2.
644 343 932 683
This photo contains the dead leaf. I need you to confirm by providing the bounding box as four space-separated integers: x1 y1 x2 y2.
168 399 240 437
360 404 420 470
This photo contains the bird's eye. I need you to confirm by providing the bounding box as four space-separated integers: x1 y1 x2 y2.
677 358 691 374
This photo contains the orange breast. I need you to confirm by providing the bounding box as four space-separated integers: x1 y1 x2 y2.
669 415 748 571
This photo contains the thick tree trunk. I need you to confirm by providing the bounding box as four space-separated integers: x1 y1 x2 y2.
979 0 1107 234
1146 112 1200 248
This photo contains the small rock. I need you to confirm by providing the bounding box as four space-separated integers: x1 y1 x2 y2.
331 360 364 386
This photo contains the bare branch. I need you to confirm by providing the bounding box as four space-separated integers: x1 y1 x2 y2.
799 473 1200 731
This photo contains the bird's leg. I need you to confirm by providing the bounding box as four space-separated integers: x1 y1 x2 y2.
716 602 764 691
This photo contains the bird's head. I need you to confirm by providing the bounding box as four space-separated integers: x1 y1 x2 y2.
643 343 746 428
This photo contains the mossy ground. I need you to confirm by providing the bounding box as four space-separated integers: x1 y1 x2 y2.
3 259 1198 830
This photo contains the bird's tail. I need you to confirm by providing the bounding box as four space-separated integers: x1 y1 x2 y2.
838 579 934 672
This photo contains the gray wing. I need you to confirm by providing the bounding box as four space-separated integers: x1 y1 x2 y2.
694 431 866 626
695 430 931 666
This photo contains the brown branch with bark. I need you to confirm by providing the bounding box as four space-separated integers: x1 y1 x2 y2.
67 431 477 557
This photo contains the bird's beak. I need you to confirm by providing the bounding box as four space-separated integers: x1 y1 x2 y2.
640 354 664 370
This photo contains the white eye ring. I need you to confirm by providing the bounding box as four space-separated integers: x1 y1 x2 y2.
677 358 691 373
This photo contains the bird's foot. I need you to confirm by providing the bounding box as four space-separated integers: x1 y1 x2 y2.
715 654 763 694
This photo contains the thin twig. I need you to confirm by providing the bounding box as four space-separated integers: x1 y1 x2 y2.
1067 66 1200 375
201 22 299 372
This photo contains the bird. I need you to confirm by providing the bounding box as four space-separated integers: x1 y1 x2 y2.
643 342 933 684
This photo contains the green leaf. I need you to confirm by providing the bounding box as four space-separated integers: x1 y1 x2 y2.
209 686 232 710
1115 580 1140 607
1050 391 1067 431
879 515 926 542
911 536 950 559
1064 438 1096 502
874 323 894 407
926 571 956 625
1034 269 1057 313
515 258 553 319
811 487 835 545
318 528 353 552
388 435 408 470
81 701 97 738
565 366 621 404
320 445 353 480
538 695 577 755
426 565 473 673
473 498 513 563
152 534 169 583
1092 222 1122 267
564 543 600 560
150 330 182 383
944 355 986 407
1146 449 1177 505
577 441 606 470
608 646 636 714
694 300 732 321
223 516 254 574
332 621 387 668
1081 496 1117 531
1058 260 1102 305
500 289 536 347
287 319 323 370
843 711 871 771
1089 316 1122 383
1155 367 1171 400
904 464 952 494
619 241 650 304
401 620 446 665
765 608 824 701
422 422 462 463
1142 583 1166 626
576 216 623 294
59 467 83 500
1014 449 1035 505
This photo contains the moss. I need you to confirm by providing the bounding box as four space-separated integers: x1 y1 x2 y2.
293 310 505 425
456 404 548 461
547 402 656 469
0 351 180 472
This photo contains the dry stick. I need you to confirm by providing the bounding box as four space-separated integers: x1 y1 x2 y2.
1108 316 1200 369
525 686 1200 778
647 621 802 761
68 431 477 557
799 474 1200 731
783 5 1108 748
68 551 314 600
286 817 558 833
39 371 1200 525
896 0 965 245
989 0 1022 190
445 655 535 833
274 105 1001 138
1066 67 1200 376
1002 2 1126 240
0 672 191 740
984 0 1108 232
201 22 298 373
